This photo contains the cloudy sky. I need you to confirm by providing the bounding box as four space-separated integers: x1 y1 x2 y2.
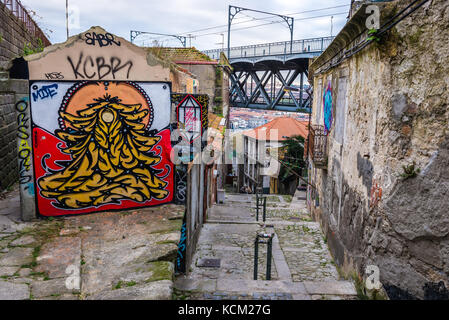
20 0 350 50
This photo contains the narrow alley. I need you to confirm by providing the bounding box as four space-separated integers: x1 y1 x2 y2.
174 190 357 300
0 0 447 304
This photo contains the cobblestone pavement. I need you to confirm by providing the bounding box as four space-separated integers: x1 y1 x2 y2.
174 191 357 300
0 184 183 300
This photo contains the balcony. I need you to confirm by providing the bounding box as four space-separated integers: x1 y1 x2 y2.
308 125 328 169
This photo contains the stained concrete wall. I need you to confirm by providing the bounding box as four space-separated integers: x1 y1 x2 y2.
308 0 449 299
179 64 223 114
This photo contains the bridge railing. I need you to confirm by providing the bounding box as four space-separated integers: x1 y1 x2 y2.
203 36 334 60
0 0 51 46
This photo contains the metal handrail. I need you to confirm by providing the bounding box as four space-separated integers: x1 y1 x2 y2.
203 36 335 60
1 0 51 46
254 232 274 280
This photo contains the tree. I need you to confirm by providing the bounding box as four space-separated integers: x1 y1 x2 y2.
279 135 306 181
38 94 169 209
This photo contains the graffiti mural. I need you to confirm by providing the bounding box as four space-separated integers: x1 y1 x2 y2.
172 93 209 143
174 164 187 205
30 81 174 216
175 212 187 273
370 178 383 208
323 81 333 133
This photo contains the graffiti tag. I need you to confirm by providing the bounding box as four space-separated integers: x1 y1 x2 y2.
175 165 187 204
67 53 133 80
370 178 382 208
175 216 187 273
85 32 121 47
31 84 59 102
323 80 333 133
45 72 64 80
15 100 33 188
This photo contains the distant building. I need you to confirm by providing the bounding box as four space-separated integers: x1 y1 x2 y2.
234 117 308 194
145 47 229 117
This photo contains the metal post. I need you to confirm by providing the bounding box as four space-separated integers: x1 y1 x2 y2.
253 236 259 280
290 19 294 54
256 194 259 221
65 0 69 40
263 196 267 222
266 236 273 280
300 72 304 108
227 6 231 59
254 233 274 280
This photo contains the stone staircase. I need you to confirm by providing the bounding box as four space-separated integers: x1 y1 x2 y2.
174 191 358 300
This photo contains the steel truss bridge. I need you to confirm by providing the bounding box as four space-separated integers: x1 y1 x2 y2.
203 36 334 112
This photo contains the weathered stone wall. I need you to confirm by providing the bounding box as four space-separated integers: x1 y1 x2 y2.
308 0 449 299
0 68 29 192
0 87 17 190
181 64 221 113
0 1 47 191
0 1 44 62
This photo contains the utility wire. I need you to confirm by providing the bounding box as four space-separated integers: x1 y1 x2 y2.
140 11 347 44
176 4 350 36
317 0 430 74
135 5 350 45
194 12 348 38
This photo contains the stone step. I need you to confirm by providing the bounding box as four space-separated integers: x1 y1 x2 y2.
174 278 357 297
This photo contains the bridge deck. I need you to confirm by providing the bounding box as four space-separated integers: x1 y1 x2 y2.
202 36 335 112
202 36 334 61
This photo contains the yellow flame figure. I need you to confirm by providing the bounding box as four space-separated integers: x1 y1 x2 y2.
38 95 169 209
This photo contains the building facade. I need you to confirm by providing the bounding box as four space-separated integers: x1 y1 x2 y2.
237 117 308 194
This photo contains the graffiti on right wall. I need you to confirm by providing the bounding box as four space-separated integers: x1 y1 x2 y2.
323 80 333 134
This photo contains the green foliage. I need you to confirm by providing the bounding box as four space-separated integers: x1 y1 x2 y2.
23 38 44 56
213 105 223 116
215 66 223 80
279 135 306 181
113 281 123 290
126 281 137 287
400 162 420 179
367 28 381 43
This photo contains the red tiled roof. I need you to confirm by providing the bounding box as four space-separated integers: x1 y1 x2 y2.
208 113 225 131
243 117 309 141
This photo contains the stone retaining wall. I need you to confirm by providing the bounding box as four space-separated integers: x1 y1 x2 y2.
308 0 449 300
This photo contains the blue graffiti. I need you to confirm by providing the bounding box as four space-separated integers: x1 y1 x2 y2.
32 84 58 102
176 220 187 273
323 81 333 133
